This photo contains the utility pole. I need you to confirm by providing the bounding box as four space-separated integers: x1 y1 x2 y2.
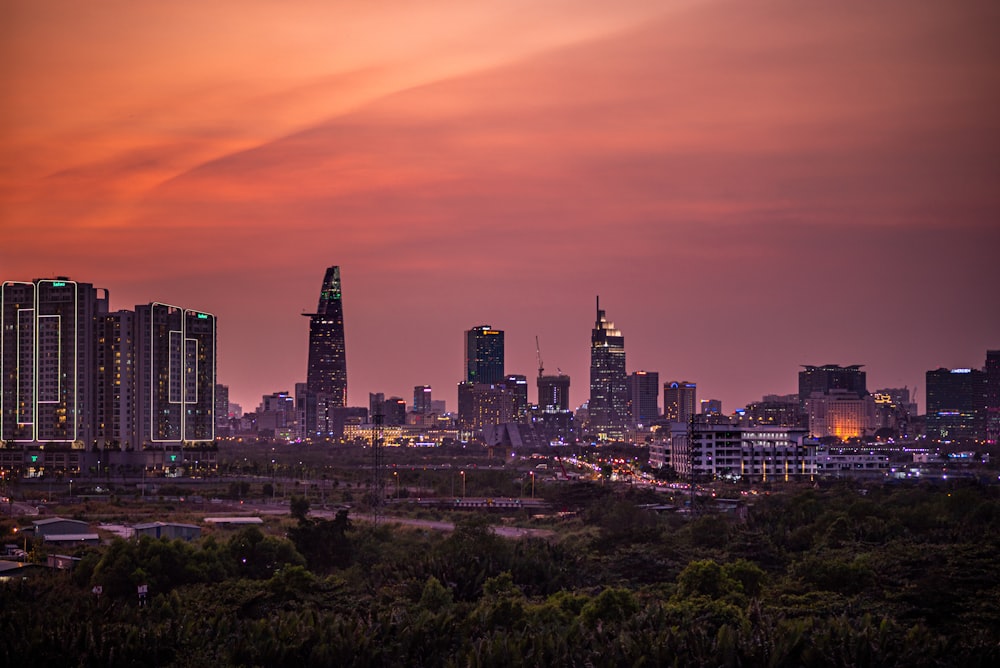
688 414 696 517
371 411 385 524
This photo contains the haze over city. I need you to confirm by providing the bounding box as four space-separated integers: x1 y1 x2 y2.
3 1 998 414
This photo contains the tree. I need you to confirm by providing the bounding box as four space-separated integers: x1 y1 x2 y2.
290 495 310 522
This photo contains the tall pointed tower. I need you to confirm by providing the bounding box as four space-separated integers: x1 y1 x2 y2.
589 297 628 439
304 266 347 438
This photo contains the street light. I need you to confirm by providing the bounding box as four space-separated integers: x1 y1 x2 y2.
393 471 399 499
530 471 535 498
460 470 466 498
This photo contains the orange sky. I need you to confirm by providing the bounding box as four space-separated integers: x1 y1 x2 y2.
2 0 999 414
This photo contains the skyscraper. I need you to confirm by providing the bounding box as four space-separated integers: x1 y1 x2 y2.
798 365 867 413
628 370 659 426
505 374 529 421
926 367 986 442
588 298 628 438
986 350 1000 444
2 277 216 474
134 303 216 446
304 266 347 438
663 381 697 424
413 385 433 415
95 310 136 449
0 277 108 447
538 373 571 411
465 326 504 384
1 278 107 447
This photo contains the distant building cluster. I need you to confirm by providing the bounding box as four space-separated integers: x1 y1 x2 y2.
222 266 999 462
1 278 216 475
10 266 988 480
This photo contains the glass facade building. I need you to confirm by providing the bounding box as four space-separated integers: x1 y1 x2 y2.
588 298 628 438
304 266 347 437
465 326 504 384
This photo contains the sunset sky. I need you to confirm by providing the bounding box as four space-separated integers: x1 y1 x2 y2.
2 0 998 415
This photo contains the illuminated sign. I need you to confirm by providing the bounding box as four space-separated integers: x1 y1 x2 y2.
52 282 66 287
951 369 972 374
197 314 208 319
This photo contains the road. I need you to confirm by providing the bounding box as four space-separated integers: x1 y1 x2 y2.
255 503 556 539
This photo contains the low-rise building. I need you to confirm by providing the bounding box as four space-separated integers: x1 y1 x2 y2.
133 522 201 541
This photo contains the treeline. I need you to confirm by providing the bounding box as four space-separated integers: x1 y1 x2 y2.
1 481 999 666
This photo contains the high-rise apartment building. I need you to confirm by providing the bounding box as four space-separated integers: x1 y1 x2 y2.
663 381 697 424
465 326 504 384
1 278 107 446
304 266 347 438
95 310 136 448
134 303 216 446
2 279 215 459
588 298 628 438
926 367 986 442
628 371 659 426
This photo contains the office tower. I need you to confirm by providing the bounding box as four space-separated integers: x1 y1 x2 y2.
413 385 433 415
798 365 867 413
457 381 516 439
589 298 628 437
701 399 722 415
303 266 347 438
257 391 296 439
538 373 571 411
505 374 529 421
986 351 1000 444
369 392 385 417
663 381 697 424
926 367 986 442
95 310 137 449
465 326 504 384
383 397 406 426
628 371 659 426
135 303 216 446
1 278 107 447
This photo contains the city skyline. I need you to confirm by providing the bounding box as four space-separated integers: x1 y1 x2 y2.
3 2 998 415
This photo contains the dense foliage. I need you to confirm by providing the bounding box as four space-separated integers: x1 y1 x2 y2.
1 481 998 666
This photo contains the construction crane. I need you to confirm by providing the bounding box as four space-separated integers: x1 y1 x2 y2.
535 335 544 379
